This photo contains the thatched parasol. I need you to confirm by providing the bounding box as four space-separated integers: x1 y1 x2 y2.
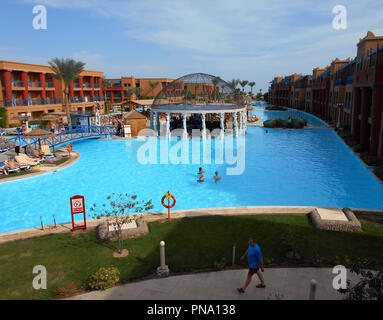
0 137 13 144
12 114 32 120
41 114 61 121
23 128 55 154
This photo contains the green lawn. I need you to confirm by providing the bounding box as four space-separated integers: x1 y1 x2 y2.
0 215 382 299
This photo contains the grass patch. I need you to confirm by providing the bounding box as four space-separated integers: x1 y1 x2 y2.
0 215 382 299
43 156 69 166
0 169 34 180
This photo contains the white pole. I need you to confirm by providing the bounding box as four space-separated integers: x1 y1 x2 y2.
201 113 206 139
182 113 188 139
166 112 171 138
309 279 317 300
160 240 166 267
233 112 238 136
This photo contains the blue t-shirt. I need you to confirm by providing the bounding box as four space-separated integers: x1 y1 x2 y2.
248 244 262 269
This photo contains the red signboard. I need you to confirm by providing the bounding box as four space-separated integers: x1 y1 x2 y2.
70 195 87 231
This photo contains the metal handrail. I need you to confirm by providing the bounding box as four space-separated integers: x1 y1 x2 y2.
24 125 118 150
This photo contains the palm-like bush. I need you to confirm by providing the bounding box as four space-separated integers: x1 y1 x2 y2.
211 76 221 102
148 81 159 98
48 58 85 125
239 80 249 93
248 81 256 96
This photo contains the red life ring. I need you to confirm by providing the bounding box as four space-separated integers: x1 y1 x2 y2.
161 194 176 209
67 143 73 153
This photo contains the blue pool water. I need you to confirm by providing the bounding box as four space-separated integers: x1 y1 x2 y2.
249 108 328 127
1 117 383 232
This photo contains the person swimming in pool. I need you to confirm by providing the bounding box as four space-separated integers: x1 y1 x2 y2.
198 167 205 175
214 171 221 182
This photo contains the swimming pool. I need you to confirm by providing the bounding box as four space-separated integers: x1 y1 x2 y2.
1 120 383 233
249 108 328 127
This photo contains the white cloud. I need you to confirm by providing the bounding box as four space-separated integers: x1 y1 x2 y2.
20 0 383 90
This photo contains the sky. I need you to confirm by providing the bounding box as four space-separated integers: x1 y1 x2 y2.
0 0 383 92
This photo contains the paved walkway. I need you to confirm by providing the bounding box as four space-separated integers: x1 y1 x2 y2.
70 268 358 300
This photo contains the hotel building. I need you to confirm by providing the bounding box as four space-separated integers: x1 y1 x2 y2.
0 60 105 125
104 76 174 103
268 31 383 158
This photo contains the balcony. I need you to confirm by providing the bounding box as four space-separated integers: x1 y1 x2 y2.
28 81 42 88
345 76 354 85
335 79 343 86
83 83 91 88
12 80 24 87
46 82 55 88
94 83 100 88
74 83 81 88
69 96 104 103
89 97 104 102
0 98 62 107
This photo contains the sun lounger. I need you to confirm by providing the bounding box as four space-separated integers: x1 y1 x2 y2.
9 158 30 170
16 154 41 165
15 155 37 166
41 145 55 160
0 162 20 175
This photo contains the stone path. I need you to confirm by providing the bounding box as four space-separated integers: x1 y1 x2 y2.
70 268 358 300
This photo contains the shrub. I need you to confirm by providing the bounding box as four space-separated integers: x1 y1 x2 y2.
263 120 275 128
214 257 227 270
0 108 6 128
353 144 363 153
338 259 383 300
373 166 383 181
265 106 288 111
8 123 21 128
88 266 120 290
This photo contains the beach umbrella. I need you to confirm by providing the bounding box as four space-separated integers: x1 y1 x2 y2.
0 137 13 144
41 114 60 120
12 114 31 120
23 128 55 154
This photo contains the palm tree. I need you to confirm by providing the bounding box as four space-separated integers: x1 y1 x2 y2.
248 81 256 96
239 80 249 93
102 78 111 113
123 88 135 111
211 77 220 102
133 87 142 100
228 78 239 90
48 58 85 125
148 81 159 99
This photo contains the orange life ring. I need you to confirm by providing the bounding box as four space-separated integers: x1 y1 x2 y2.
67 143 73 153
161 193 176 209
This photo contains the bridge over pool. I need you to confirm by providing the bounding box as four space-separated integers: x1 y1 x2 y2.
23 125 118 150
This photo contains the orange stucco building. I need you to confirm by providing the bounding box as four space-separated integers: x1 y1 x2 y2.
0 60 105 125
268 31 383 158
105 76 174 103
105 76 217 103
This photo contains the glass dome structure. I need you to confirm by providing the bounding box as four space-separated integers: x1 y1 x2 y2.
150 73 247 136
151 73 244 113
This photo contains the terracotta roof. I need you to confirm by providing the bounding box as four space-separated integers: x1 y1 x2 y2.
124 110 147 120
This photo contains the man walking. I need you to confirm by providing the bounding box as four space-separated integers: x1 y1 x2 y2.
237 237 266 293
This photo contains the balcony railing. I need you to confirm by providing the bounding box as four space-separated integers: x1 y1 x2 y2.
69 96 104 103
12 80 24 87
88 97 104 102
94 83 100 88
46 82 54 88
345 76 354 84
0 98 62 107
74 83 81 88
83 83 91 88
335 79 343 86
28 81 42 87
